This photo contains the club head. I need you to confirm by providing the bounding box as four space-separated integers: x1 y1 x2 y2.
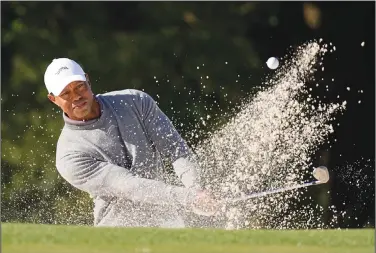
313 166 330 183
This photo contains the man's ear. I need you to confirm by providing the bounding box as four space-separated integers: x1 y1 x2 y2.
85 73 91 86
47 93 56 104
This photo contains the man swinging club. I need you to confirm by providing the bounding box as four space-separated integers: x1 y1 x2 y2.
44 58 219 227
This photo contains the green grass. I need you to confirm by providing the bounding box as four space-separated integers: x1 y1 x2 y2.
2 223 374 253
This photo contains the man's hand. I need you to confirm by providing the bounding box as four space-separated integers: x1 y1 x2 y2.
190 190 221 217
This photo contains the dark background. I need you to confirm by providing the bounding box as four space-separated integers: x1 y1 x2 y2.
1 2 374 228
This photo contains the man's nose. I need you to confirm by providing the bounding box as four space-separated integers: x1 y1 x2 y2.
71 91 82 101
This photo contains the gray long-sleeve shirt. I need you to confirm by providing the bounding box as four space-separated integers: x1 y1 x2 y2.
56 89 201 227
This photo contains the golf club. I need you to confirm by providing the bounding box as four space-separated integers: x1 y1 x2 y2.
223 166 330 203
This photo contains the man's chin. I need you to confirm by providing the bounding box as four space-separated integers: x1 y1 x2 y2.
73 109 90 121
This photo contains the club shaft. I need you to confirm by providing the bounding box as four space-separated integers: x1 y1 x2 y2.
225 180 325 203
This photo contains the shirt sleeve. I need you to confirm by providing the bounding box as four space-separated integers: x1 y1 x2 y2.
134 90 201 189
56 151 198 207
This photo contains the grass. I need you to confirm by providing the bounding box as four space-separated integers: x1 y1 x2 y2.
2 223 374 253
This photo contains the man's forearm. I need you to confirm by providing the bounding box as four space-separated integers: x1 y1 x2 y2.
57 153 198 208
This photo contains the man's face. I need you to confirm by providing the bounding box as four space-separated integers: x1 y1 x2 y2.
48 76 95 121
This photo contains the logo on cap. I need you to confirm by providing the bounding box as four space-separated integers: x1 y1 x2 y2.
55 66 69 75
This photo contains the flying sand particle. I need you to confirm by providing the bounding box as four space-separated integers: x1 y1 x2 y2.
193 41 346 229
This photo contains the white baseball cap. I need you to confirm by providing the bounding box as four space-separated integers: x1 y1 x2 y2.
44 58 87 96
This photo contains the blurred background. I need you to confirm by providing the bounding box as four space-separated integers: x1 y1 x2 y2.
1 2 374 228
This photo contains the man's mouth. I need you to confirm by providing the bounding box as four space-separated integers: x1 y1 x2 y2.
73 101 87 109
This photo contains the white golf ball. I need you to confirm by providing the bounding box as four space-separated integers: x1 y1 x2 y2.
266 57 279 69
313 166 330 183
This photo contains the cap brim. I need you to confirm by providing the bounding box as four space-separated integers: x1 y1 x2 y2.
50 75 87 96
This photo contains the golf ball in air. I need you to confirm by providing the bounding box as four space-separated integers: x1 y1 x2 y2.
266 57 279 69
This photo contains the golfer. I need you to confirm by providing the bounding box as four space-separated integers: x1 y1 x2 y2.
44 58 219 228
